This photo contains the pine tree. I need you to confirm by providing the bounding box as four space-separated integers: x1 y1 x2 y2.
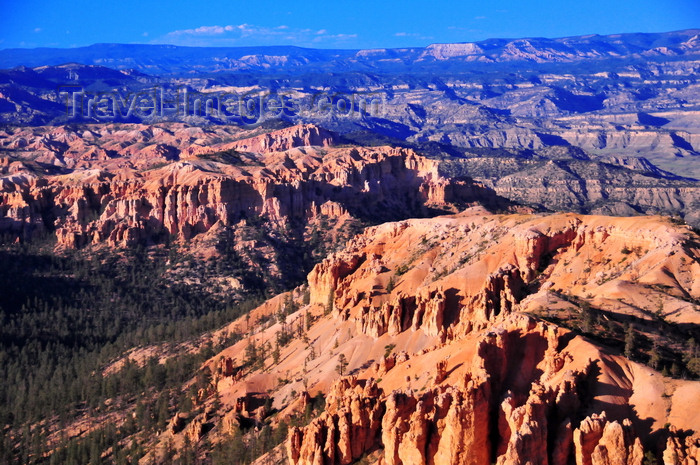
643 451 657 465
155 393 170 430
649 341 662 370
671 362 682 378
386 276 396 293
180 436 196 465
336 353 348 376
272 344 280 365
581 301 595 333
624 324 636 360
245 338 258 368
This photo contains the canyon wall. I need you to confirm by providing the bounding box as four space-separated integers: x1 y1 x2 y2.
286 316 679 465
0 126 505 247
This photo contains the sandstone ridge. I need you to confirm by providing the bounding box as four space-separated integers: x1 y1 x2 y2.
142 211 700 465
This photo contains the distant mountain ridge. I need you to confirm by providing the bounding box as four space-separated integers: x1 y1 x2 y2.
1 29 699 74
2 28 700 179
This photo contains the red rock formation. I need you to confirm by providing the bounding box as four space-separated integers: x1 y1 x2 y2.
663 431 700 465
0 133 501 248
221 411 240 435
512 220 581 276
200 123 336 155
288 373 493 465
306 209 700 348
287 377 383 465
434 359 448 384
286 315 653 465
168 413 187 434
185 415 204 443
121 209 699 465
573 413 644 465
470 264 526 321
386 375 492 465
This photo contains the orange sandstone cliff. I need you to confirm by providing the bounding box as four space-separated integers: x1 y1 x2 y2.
133 210 700 465
4 124 700 465
0 124 506 248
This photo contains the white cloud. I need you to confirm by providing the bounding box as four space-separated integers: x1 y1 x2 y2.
154 24 360 47
326 33 357 39
33 27 42 33
169 25 234 36
394 32 433 42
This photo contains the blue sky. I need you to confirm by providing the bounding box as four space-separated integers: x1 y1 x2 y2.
1 0 699 49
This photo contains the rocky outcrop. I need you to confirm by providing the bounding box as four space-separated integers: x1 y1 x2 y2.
496 385 554 465
420 43 485 60
307 208 700 346
663 431 700 465
287 377 383 465
287 374 493 465
573 413 644 465
185 416 204 443
307 252 368 308
287 315 653 465
374 351 410 377
203 124 336 155
138 209 700 465
352 289 450 338
436 149 700 226
512 222 581 279
383 375 492 465
0 137 507 247
309 226 537 338
470 264 526 321
168 413 187 434
221 411 241 435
